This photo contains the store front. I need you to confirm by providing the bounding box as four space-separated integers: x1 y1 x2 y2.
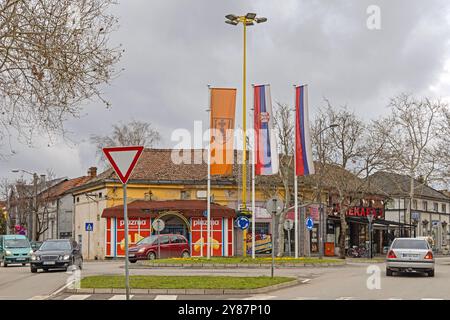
101 200 236 258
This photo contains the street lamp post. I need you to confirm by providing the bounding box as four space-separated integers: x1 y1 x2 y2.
12 169 39 241
317 124 338 259
225 13 267 257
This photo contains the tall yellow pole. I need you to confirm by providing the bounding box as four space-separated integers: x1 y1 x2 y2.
242 18 248 257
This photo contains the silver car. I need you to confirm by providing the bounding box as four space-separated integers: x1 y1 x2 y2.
386 238 435 277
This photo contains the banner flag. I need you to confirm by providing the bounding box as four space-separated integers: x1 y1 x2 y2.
254 84 279 175
295 85 315 176
210 88 237 175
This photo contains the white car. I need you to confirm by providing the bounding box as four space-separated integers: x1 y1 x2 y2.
386 238 435 277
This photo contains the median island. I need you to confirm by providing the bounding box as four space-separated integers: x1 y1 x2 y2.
81 275 294 290
141 256 344 266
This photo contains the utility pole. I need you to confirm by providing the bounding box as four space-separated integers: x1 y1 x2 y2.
32 173 38 241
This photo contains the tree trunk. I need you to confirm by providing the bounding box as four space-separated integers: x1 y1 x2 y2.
339 208 347 259
277 211 287 257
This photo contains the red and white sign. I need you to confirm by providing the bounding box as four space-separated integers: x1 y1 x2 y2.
102 146 144 184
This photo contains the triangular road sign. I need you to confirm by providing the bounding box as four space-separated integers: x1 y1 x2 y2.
102 146 144 184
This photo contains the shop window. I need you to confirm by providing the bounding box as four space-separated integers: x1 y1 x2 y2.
180 190 191 200
255 222 270 235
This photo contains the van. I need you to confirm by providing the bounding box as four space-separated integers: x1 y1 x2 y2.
0 235 33 267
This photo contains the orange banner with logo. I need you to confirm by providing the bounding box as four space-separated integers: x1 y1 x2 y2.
210 88 236 176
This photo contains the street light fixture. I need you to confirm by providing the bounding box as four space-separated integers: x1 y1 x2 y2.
224 13 267 257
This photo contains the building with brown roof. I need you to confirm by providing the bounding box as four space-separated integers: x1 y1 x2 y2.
69 148 390 259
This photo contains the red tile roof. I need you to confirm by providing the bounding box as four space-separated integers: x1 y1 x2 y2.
101 200 236 218
41 176 93 200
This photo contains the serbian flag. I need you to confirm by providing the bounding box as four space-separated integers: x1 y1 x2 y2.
254 84 279 175
295 85 315 176
210 88 237 175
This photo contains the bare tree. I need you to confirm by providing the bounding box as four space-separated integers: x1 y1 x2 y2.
90 120 161 161
0 0 122 149
373 94 443 236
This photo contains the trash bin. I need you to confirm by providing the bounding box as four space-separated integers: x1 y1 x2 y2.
325 242 335 256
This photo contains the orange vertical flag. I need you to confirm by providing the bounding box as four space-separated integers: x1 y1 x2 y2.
210 88 236 176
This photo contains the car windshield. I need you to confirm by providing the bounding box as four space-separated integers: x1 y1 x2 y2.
392 239 428 250
39 241 71 251
136 235 158 245
4 239 30 248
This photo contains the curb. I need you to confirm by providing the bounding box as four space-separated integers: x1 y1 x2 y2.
128 262 345 269
65 279 301 295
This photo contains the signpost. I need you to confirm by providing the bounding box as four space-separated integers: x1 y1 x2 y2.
103 146 144 301
236 216 250 230
266 197 284 278
367 212 375 259
85 222 93 260
284 219 294 257
152 219 165 259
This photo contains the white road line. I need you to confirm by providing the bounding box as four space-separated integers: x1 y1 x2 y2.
109 295 134 300
336 297 357 300
292 297 318 300
28 295 50 300
421 298 444 300
301 279 311 284
242 295 276 300
387 298 403 300
64 294 91 300
154 295 177 300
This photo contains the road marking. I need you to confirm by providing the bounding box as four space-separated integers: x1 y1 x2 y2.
64 295 91 300
301 279 311 284
336 297 357 300
242 295 276 300
387 298 403 300
421 298 444 300
292 297 318 300
109 295 134 300
29 295 50 300
154 295 177 300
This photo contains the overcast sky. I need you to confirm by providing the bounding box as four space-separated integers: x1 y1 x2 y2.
2 0 450 182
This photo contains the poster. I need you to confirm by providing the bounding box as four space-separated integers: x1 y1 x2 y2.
106 217 151 257
190 217 233 257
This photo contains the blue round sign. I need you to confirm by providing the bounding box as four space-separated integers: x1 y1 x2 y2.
236 216 250 230
306 217 314 230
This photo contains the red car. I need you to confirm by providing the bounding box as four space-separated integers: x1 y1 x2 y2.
128 234 190 262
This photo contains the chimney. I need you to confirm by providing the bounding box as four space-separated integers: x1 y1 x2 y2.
88 167 97 178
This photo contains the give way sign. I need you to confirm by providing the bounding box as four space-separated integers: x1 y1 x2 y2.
102 146 144 184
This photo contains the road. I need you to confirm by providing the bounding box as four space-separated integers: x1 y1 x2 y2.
1 258 450 300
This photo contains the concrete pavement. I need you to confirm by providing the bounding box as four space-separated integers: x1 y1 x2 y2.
1 258 450 300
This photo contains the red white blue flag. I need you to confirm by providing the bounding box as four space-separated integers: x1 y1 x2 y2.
254 84 279 175
295 85 315 176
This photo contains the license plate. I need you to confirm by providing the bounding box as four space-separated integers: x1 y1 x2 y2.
16 258 25 261
403 254 419 259
129 254 135 257
43 261 56 265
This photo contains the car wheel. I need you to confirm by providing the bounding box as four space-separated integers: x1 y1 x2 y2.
386 268 393 277
43 268 49 272
129 259 137 263
428 270 435 277
3 262 7 267
181 251 190 258
147 252 156 260
30 267 37 273
22 263 26 266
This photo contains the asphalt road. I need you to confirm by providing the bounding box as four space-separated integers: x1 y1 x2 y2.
1 258 450 300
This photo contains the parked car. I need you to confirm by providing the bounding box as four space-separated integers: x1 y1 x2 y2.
30 239 83 273
0 235 33 267
30 241 43 252
386 237 435 277
128 234 190 262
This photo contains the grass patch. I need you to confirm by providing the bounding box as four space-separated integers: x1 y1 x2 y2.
80 275 294 289
142 257 343 265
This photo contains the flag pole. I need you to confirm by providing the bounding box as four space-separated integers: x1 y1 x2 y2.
207 85 211 260
293 85 299 259
251 84 256 259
